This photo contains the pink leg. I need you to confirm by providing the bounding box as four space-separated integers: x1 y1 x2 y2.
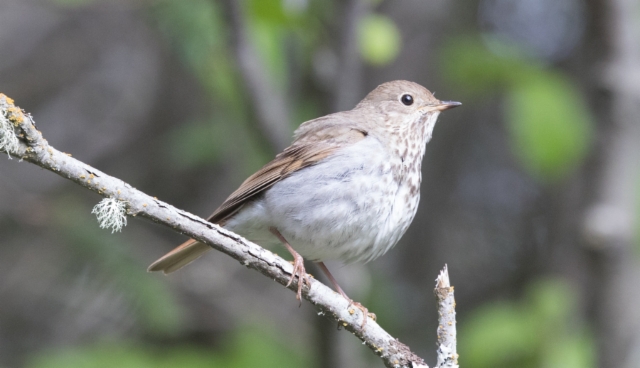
317 261 375 329
269 227 311 301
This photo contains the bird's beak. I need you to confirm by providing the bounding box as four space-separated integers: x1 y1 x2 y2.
435 100 462 111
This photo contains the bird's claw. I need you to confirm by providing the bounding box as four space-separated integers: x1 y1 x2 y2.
347 300 373 329
287 252 311 302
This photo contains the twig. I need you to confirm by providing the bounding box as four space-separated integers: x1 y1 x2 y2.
0 94 461 368
434 265 459 367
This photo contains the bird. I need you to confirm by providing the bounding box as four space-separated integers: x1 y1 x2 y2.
148 80 460 326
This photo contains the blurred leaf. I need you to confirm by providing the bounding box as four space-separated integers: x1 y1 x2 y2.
246 0 291 25
152 0 243 106
505 73 594 181
459 278 595 368
525 278 573 324
358 14 401 66
152 0 221 70
244 0 317 94
542 333 596 368
440 36 534 95
441 36 594 182
460 302 538 368
151 0 273 178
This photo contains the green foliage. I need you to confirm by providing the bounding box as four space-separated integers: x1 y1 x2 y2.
505 74 593 181
152 0 269 171
440 37 530 93
246 0 293 24
441 37 594 182
151 0 407 172
152 0 241 104
220 325 310 368
245 0 306 90
458 278 595 368
358 14 401 66
27 326 311 368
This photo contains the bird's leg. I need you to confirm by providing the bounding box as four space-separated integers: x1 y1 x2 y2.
317 261 375 329
269 227 311 302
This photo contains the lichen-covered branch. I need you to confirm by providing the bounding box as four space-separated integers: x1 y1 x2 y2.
0 95 22 156
0 93 461 368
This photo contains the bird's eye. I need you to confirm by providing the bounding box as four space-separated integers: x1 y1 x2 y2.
400 94 413 106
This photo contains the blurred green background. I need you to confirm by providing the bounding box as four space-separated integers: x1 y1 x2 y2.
1 0 639 367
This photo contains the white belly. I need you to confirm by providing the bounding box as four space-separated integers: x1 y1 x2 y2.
224 137 419 263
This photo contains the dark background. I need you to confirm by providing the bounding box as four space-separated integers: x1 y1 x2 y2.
1 0 639 367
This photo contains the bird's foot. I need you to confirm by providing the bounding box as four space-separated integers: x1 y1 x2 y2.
270 227 311 303
316 261 374 329
286 251 312 302
346 299 375 329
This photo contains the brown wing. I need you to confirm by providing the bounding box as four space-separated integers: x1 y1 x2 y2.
207 144 334 224
148 123 368 274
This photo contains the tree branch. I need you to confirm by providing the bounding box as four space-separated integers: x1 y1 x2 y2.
434 265 459 368
0 94 460 368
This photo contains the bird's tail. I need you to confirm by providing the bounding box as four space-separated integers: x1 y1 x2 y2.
147 239 211 274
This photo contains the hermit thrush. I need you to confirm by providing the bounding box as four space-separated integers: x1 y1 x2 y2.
148 80 459 326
